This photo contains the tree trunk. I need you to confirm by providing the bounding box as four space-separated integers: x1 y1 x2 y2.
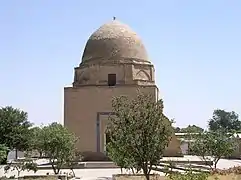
214 161 218 170
142 164 150 180
51 164 58 175
17 170 21 177
214 158 220 171
54 168 58 174
39 151 42 158
144 171 150 180
131 167 135 174
15 149 18 160
71 168 75 177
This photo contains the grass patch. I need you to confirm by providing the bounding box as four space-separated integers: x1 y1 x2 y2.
167 172 241 180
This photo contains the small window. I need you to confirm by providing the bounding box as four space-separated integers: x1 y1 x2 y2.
108 74 116 86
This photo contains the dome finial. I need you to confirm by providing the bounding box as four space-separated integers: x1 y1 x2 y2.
113 16 116 20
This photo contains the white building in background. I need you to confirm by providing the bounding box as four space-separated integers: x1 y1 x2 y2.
7 150 24 161
175 132 241 157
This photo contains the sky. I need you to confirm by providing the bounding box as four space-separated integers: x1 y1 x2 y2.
0 0 240 129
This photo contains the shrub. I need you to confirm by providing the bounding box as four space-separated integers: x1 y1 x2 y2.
168 171 209 180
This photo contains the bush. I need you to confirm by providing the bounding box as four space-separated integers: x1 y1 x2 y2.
211 166 241 175
168 171 209 180
4 159 38 178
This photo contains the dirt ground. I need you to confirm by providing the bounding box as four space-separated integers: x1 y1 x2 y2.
207 174 241 180
116 174 241 180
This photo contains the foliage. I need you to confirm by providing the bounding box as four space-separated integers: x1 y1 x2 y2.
168 171 209 180
212 166 241 175
28 126 44 157
0 106 32 163
106 93 173 180
38 123 77 174
190 131 235 170
65 150 83 177
174 127 181 133
4 158 38 177
208 109 241 132
0 176 8 180
107 139 139 174
0 144 9 163
168 166 241 180
175 125 204 133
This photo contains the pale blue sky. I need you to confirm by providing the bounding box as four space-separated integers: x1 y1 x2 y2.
0 0 240 128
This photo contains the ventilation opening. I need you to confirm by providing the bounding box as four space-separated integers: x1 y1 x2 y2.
108 74 116 86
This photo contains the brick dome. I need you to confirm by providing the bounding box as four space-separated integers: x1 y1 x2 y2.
81 20 150 63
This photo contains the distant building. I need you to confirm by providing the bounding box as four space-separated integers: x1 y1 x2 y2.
175 132 241 158
7 150 24 161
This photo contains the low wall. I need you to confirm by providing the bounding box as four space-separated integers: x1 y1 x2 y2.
81 151 183 161
18 175 67 180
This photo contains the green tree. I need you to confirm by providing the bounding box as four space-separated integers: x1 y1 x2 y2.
0 106 32 163
4 158 38 178
181 125 204 133
174 127 181 133
28 126 44 157
106 93 173 180
39 123 77 174
190 130 235 170
174 125 204 133
209 109 241 132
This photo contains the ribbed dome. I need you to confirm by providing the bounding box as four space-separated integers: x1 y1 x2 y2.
81 20 149 63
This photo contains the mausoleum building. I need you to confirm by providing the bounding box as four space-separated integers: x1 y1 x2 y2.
64 20 182 159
